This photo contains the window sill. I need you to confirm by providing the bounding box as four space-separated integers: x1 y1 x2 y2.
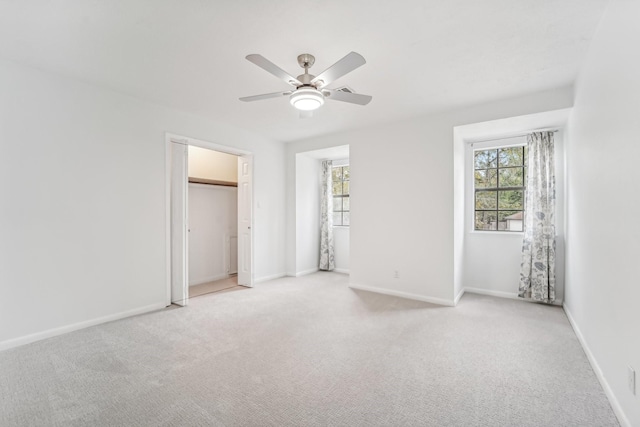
333 226 350 229
469 230 524 236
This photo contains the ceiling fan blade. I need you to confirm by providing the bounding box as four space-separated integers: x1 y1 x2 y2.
239 91 292 102
325 89 372 105
311 52 366 88
245 54 302 87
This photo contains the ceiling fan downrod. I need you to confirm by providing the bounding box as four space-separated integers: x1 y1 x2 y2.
296 53 316 86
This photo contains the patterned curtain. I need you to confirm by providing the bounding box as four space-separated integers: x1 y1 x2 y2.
319 160 335 271
519 132 556 303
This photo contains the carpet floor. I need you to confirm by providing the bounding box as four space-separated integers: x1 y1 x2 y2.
0 272 619 426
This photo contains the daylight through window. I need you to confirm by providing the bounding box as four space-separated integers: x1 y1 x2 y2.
474 146 526 231
332 165 350 226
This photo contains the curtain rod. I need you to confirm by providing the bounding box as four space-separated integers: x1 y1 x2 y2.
468 128 558 145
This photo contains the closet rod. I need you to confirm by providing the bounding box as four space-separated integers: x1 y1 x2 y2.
469 128 558 145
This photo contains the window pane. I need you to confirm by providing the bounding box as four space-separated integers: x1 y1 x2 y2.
498 190 523 210
498 146 525 167
475 211 497 231
474 150 497 169
498 167 524 187
342 181 350 195
474 169 497 188
524 145 528 167
342 196 350 211
332 167 342 182
333 212 342 226
333 197 342 211
475 190 497 210
343 166 350 181
498 210 523 231
332 181 342 195
342 211 350 226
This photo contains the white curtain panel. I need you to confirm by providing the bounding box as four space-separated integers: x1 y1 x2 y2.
519 131 556 303
319 160 335 271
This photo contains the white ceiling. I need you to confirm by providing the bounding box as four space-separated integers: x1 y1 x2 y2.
0 0 609 142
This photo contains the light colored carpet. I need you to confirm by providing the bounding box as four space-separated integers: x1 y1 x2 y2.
0 272 618 426
190 276 239 298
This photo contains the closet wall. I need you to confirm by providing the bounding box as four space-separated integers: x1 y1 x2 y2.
188 147 238 286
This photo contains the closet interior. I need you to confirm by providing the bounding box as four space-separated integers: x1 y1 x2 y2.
187 145 240 298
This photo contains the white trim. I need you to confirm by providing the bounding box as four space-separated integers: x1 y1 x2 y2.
348 283 455 306
167 132 252 156
189 273 230 287
465 287 519 300
469 138 527 150
468 230 524 236
0 302 167 352
254 273 287 284
563 304 631 427
331 158 349 167
465 287 563 306
165 138 173 306
333 268 350 274
294 267 319 277
454 288 465 305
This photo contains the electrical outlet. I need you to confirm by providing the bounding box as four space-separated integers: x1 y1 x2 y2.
393 270 399 279
629 366 636 395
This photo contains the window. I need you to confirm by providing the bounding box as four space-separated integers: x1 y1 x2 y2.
332 165 350 226
474 146 526 231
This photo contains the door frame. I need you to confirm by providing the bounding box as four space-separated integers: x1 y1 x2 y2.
165 133 254 306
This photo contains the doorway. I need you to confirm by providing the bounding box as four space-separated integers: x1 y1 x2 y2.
166 134 254 307
187 146 239 298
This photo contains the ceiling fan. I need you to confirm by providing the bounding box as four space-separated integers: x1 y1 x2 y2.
239 52 372 112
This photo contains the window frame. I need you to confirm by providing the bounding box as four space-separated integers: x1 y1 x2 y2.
472 143 527 233
331 164 350 227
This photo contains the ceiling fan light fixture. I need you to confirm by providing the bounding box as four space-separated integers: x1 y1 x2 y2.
290 87 324 111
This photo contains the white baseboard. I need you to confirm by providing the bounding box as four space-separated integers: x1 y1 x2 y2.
465 287 519 300
254 272 286 284
348 283 455 306
0 302 167 353
464 286 563 306
189 273 229 286
294 267 319 277
454 288 465 305
286 269 349 276
563 304 630 427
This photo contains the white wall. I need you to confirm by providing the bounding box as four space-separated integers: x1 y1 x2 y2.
333 227 350 273
0 58 286 348
295 153 321 275
565 1 640 425
188 183 237 285
288 88 574 305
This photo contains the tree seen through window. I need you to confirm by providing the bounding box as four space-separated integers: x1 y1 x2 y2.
474 146 526 231
332 165 349 226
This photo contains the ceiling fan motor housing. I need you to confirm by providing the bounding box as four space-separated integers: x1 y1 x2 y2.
296 73 316 85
